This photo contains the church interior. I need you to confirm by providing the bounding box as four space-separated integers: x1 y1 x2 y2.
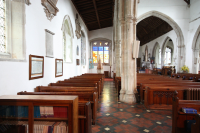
0 0 200 133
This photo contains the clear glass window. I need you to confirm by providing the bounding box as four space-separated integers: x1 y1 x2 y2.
0 0 6 53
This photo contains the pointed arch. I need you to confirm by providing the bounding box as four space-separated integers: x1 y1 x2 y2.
161 36 174 67
138 11 185 71
152 42 160 57
192 25 200 73
61 15 74 38
61 15 74 63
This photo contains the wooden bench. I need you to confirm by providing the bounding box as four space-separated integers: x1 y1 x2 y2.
76 74 105 87
57 80 101 98
17 92 92 133
34 86 98 124
139 81 200 103
172 91 200 133
68 78 103 94
17 92 94 133
191 114 200 133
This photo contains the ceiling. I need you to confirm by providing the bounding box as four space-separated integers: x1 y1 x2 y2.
71 0 175 46
136 16 173 46
71 0 114 31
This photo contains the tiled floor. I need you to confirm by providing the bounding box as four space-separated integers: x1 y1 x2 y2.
92 81 172 133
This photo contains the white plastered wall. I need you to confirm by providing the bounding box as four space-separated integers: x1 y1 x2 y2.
0 0 89 95
139 30 178 69
88 27 113 77
189 0 200 73
138 0 190 71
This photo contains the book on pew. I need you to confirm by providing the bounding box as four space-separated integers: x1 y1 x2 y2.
0 121 68 133
182 107 197 114
0 106 67 118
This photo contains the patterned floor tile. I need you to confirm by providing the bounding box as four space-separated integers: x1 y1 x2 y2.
92 81 172 133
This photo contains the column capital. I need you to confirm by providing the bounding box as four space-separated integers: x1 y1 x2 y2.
115 40 121 45
177 45 185 48
125 16 137 23
119 19 126 24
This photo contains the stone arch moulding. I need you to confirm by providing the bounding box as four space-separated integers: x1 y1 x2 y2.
138 11 185 72
81 30 86 65
61 15 74 38
192 25 200 73
152 42 159 57
161 37 171 67
89 38 112 65
145 45 148 61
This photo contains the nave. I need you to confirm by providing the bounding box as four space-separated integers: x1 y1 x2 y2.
92 81 172 133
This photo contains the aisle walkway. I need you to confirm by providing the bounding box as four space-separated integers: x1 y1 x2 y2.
92 81 172 133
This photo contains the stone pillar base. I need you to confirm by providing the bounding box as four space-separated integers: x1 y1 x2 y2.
124 93 136 104
97 69 104 74
119 90 125 102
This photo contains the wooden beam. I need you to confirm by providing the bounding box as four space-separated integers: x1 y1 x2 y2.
184 0 190 5
86 17 112 24
81 5 112 14
92 0 101 28
71 0 89 30
140 22 173 45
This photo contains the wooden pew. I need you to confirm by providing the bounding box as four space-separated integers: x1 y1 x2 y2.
172 91 200 133
17 91 92 133
76 74 105 87
49 83 98 97
34 86 98 125
139 82 200 103
57 80 101 98
191 114 200 133
113 73 116 83
17 91 98 125
68 77 103 93
81 73 105 84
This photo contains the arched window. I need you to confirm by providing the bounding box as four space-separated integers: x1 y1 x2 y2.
92 41 110 65
61 15 74 63
164 47 172 65
0 0 6 53
159 48 161 64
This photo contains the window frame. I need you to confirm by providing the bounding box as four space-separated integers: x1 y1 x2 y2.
92 41 110 66
0 0 26 61
164 47 172 65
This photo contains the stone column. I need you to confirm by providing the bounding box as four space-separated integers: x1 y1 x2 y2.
178 45 185 72
193 49 199 73
118 0 126 101
124 0 138 104
115 0 121 77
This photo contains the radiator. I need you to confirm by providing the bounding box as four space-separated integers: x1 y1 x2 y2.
187 88 200 100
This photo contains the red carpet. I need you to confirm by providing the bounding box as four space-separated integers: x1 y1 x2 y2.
104 78 113 81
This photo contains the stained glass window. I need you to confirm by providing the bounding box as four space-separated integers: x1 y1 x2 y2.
93 47 98 63
104 47 109 63
98 47 103 62
92 42 110 64
0 0 6 53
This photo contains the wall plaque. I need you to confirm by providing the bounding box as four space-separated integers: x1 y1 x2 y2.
29 55 44 80
55 59 63 77
75 14 81 39
45 29 55 58
41 0 59 21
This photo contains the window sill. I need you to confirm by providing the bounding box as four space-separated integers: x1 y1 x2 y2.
0 53 26 62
